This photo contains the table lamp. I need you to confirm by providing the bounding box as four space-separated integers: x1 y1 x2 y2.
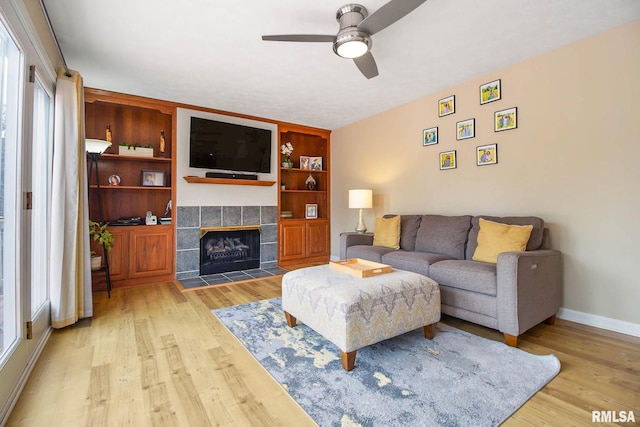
349 189 372 233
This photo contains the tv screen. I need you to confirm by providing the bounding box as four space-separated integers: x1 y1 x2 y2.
189 117 272 173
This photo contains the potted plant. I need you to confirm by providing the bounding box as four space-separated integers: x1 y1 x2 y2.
89 220 114 270
118 142 154 158
280 142 294 170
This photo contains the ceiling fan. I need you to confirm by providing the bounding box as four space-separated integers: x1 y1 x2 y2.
262 0 427 79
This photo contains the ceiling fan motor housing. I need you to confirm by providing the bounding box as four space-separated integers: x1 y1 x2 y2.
333 4 372 58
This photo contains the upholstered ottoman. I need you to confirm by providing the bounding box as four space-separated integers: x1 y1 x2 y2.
281 264 441 371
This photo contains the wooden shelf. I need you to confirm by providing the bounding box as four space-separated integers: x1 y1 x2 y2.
85 87 176 289
90 185 171 190
183 176 276 186
279 217 328 221
101 153 172 163
280 167 326 173
281 190 327 194
277 128 331 266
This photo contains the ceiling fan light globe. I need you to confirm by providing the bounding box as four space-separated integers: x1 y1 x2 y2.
337 40 368 58
333 29 371 59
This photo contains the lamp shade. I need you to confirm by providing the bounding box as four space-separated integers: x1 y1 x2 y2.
349 189 372 209
86 138 112 154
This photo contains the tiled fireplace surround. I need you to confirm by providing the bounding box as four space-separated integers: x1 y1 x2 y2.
176 205 278 280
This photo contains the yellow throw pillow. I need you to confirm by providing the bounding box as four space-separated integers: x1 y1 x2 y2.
472 218 533 264
373 216 401 249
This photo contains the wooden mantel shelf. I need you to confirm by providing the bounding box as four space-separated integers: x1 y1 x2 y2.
183 176 276 186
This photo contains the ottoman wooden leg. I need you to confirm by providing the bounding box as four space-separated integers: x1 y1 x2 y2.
423 322 437 340
284 311 297 327
340 350 357 371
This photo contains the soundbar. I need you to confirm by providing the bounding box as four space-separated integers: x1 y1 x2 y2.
205 171 258 180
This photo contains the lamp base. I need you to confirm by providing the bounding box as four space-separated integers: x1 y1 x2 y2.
355 208 367 233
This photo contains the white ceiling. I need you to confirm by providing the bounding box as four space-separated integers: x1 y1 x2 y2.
44 0 640 130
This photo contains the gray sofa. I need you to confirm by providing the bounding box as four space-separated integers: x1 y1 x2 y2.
340 214 562 347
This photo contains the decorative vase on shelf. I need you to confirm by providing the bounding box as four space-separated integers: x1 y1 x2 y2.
305 174 317 190
282 158 293 171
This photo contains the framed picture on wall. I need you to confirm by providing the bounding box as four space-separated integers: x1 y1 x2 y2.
495 107 517 131
438 95 455 117
456 119 475 140
480 79 501 104
305 204 318 219
439 150 457 170
477 144 498 166
423 127 438 146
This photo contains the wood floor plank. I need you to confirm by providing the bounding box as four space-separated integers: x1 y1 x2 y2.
5 273 639 426
161 334 212 426
146 383 179 427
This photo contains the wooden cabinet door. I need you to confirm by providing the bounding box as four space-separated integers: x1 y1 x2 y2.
106 227 129 281
279 221 306 262
306 220 330 258
128 226 174 279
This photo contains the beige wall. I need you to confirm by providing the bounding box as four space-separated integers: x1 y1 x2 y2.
331 20 640 326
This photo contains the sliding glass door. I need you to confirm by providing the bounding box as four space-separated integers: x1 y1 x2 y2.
0 3 55 420
0 12 27 413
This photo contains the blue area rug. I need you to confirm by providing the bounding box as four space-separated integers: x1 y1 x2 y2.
212 298 560 427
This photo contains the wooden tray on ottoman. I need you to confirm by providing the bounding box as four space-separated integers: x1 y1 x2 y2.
329 258 392 278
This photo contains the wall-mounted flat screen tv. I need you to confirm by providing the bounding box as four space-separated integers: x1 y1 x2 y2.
189 117 272 173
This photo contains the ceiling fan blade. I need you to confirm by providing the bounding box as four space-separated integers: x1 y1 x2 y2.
262 34 335 43
353 52 378 79
358 0 427 35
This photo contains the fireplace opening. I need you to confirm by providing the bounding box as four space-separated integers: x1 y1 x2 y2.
200 226 260 275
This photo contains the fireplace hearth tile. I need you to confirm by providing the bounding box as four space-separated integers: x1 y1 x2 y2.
177 266 289 290
204 277 231 286
223 271 252 280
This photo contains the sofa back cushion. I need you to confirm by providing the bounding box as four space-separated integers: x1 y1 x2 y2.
382 214 422 251
399 215 422 251
414 215 472 260
466 215 545 260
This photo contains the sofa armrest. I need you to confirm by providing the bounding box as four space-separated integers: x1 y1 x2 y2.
339 232 374 259
496 249 563 337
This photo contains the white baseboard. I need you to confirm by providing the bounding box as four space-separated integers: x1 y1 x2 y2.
557 308 640 338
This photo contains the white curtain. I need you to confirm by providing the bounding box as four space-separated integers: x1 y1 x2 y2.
50 68 92 328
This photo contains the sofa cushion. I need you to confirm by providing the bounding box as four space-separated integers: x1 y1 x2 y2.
428 260 497 296
381 250 452 277
346 245 395 263
373 216 401 249
414 215 472 260
399 215 422 251
466 216 545 260
472 218 533 264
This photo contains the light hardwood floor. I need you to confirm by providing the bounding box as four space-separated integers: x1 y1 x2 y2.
6 277 640 426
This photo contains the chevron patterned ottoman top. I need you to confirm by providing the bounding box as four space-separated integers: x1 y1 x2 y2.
281 264 441 353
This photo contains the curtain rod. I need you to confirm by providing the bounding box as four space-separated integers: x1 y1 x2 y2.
39 0 71 77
